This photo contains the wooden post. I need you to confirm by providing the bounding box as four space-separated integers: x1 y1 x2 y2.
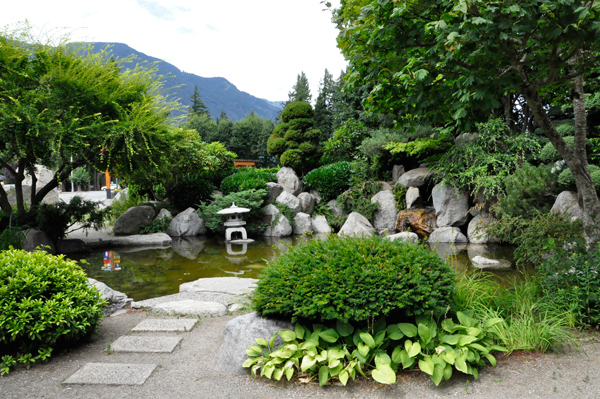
105 170 111 199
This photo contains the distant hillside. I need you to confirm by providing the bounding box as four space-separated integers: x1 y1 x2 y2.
87 42 283 121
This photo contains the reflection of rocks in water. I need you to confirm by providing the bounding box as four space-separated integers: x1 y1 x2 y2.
429 242 468 262
172 236 206 260
155 248 173 260
244 263 267 270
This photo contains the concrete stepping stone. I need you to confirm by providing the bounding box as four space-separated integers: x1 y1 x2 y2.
153 300 228 316
111 336 182 353
179 277 257 295
131 318 197 332
63 363 157 385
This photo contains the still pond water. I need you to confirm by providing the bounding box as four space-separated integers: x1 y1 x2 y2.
73 236 517 301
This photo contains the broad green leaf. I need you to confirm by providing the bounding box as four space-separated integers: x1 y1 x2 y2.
285 367 294 381
443 363 453 381
269 333 277 349
455 358 468 374
320 328 339 343
391 346 403 364
466 327 482 337
336 320 354 337
374 331 386 346
279 330 296 343
246 345 263 357
441 348 456 364
484 353 497 367
431 364 444 386
387 324 404 340
360 332 376 348
339 370 349 386
375 353 392 367
418 324 431 343
358 342 370 358
418 357 435 375
294 324 305 340
328 358 340 368
316 350 328 362
372 364 397 384
374 317 387 334
440 334 459 345
329 363 343 376
441 319 455 333
301 355 316 371
255 338 268 347
299 341 317 351
263 365 275 379
468 343 489 353
313 324 326 333
452 108 467 120
457 334 478 346
242 358 257 368
319 365 329 386
457 311 474 327
328 347 344 359
408 341 421 358
490 345 508 353
398 323 418 337
273 367 284 381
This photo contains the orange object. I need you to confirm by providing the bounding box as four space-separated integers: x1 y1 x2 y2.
234 160 257 168
105 170 110 188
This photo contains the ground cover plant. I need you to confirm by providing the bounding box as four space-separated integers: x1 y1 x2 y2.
220 167 278 195
0 249 105 375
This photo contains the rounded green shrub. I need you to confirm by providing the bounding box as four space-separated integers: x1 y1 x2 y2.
283 129 302 142
267 135 286 155
171 175 215 211
253 235 455 323
0 249 105 374
539 137 575 163
288 118 314 132
280 149 303 170
558 164 600 189
280 101 313 122
220 167 278 195
303 161 353 202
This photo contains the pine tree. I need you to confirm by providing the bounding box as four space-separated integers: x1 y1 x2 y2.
189 85 209 116
216 110 228 123
286 72 312 105
314 68 335 140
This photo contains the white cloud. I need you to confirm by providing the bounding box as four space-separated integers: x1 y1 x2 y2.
1 0 347 102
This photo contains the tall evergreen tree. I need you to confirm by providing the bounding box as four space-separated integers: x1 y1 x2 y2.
286 72 312 105
314 68 336 140
216 110 228 123
189 84 209 116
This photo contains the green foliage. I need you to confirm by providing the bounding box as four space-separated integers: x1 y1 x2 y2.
36 197 109 244
170 175 216 212
337 181 381 220
384 138 451 158
486 213 584 266
152 183 167 201
303 162 354 202
539 137 576 163
393 184 407 210
433 119 542 199
140 217 171 235
274 202 297 230
108 185 146 222
0 216 25 250
0 249 105 375
322 119 370 163
540 240 600 328
199 189 267 235
286 72 312 105
244 313 504 386
189 84 209 116
220 168 277 195
494 163 559 218
281 101 314 122
253 235 455 323
68 167 91 186
557 164 600 189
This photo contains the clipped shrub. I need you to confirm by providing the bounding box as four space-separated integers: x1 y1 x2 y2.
0 249 105 374
170 174 216 212
393 184 407 210
539 137 575 163
557 164 600 189
303 161 353 202
253 235 455 323
280 101 314 122
199 189 267 235
220 167 278 195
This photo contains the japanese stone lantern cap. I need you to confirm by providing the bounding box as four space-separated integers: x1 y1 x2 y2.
216 202 251 215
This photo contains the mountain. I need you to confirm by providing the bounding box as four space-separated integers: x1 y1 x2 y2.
87 42 283 121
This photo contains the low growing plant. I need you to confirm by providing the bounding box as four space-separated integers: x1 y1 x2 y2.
140 217 172 234
336 181 381 221
220 167 278 195
303 161 353 202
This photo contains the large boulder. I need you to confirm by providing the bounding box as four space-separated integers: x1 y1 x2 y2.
276 167 303 196
166 207 207 237
428 227 468 243
471 256 512 270
467 213 498 244
155 208 173 221
297 192 315 214
392 165 406 184
327 199 344 217
432 183 470 227
405 187 421 209
265 182 284 204
113 205 156 236
371 190 398 235
312 215 332 235
397 167 432 188
88 278 132 313
387 232 418 243
338 212 375 238
214 312 293 375
179 277 257 295
261 204 292 237
551 191 583 221
22 229 56 254
397 209 438 238
110 233 172 247
275 191 301 213
309 189 322 204
293 212 313 235
21 164 59 204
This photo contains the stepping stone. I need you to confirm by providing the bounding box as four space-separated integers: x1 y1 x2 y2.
179 277 257 295
63 363 157 385
131 318 197 332
111 336 182 353
153 300 228 316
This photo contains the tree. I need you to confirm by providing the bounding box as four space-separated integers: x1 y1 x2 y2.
333 0 600 247
314 68 336 140
189 84 209 116
286 71 312 105
229 112 275 165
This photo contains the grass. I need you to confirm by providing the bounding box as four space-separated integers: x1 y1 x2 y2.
0 215 25 250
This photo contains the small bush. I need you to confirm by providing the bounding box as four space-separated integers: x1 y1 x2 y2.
538 137 575 163
171 175 216 212
303 161 353 202
393 184 407 210
337 181 381 220
220 168 277 195
140 217 171 234
253 235 455 323
199 189 267 235
0 250 105 374
557 164 600 189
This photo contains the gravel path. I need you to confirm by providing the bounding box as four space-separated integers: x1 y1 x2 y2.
1 310 599 399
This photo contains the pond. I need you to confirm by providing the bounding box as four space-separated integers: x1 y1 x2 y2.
72 236 518 301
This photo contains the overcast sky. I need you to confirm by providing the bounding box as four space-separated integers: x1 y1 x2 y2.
1 0 348 102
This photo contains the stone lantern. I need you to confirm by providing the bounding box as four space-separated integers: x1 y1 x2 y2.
217 203 254 244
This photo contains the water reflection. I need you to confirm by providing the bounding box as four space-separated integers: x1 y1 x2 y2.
102 251 121 271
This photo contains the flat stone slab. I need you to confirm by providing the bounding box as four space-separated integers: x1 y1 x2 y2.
111 336 182 353
153 300 228 316
111 233 172 247
131 318 197 332
471 255 512 270
179 277 258 295
132 292 238 308
63 363 157 385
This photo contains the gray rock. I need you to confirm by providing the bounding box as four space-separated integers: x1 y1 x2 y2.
113 187 128 202
397 167 432 188
113 206 156 236
266 182 284 204
172 236 206 259
214 312 293 375
297 192 315 214
328 199 344 217
405 187 421 209
551 191 583 221
166 207 207 237
430 242 468 260
293 212 313 235
471 256 512 270
467 213 499 244
20 165 59 204
7 185 31 208
22 229 56 254
371 190 398 235
277 167 303 196
179 277 258 295
153 300 228 316
309 189 322 204
88 278 131 310
110 233 172 247
261 204 293 236
387 232 418 243
155 208 172 221
392 165 406 184
275 191 301 213
56 239 89 254
338 212 375 238
312 215 332 235
380 182 393 191
432 183 470 227
428 227 468 243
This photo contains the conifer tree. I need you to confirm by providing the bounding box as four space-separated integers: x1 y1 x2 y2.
189 84 209 116
314 68 335 140
286 72 312 105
